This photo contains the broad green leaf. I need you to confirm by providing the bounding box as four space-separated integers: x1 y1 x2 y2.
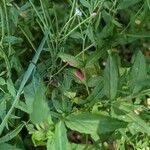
0 143 21 150
104 53 119 99
97 117 127 134
65 113 100 135
65 113 127 135
80 0 91 8
54 121 69 150
24 83 35 113
129 51 147 93
58 52 84 68
28 78 50 124
0 123 24 144
47 139 55 150
0 77 6 85
117 0 141 9
85 50 101 67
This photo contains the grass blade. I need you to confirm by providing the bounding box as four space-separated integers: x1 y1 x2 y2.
0 33 48 135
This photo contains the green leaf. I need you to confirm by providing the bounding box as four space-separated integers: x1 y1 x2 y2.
80 0 91 8
97 117 127 134
0 143 21 150
58 52 84 68
0 99 6 119
85 50 101 67
129 51 147 93
70 143 95 150
10 6 19 27
54 121 69 150
3 35 23 44
15 101 29 114
11 55 24 75
0 123 24 144
70 32 82 40
0 77 6 85
98 22 114 38
86 83 103 106
26 78 50 124
65 113 100 135
47 139 55 150
7 79 16 97
147 0 150 10
104 53 119 99
118 103 150 135
24 83 35 113
65 68 84 83
65 113 127 135
62 74 72 91
0 33 48 134
86 26 96 46
87 76 102 87
64 91 76 99
117 0 141 9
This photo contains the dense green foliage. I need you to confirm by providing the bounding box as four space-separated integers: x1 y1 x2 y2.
0 0 150 149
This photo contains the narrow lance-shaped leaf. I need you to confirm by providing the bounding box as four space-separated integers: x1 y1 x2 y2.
54 121 69 150
129 51 147 93
58 52 84 68
104 53 119 100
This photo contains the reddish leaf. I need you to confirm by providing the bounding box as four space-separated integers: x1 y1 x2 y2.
75 69 84 81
